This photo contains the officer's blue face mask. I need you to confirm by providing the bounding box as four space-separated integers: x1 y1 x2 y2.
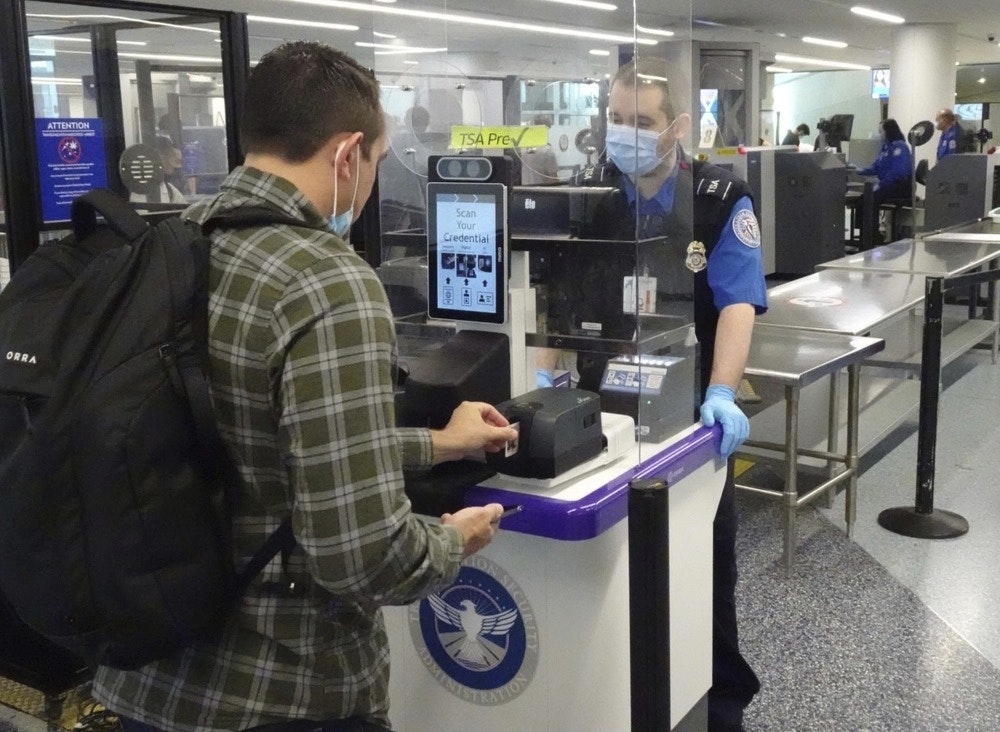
330 142 360 239
605 120 678 178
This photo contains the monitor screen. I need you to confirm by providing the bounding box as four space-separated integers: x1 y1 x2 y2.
828 114 854 143
509 185 620 239
871 68 890 99
427 181 507 324
955 103 984 122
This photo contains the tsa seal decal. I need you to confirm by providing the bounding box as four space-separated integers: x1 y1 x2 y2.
732 208 761 248
409 555 539 705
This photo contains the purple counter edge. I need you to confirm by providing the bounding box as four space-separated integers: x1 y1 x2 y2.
464 424 723 541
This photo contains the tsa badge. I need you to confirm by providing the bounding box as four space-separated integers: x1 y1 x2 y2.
685 240 707 272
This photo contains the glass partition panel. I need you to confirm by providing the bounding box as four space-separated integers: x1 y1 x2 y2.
241 1 699 459
25 1 226 227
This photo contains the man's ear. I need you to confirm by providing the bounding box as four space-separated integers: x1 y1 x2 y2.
670 112 693 141
333 131 365 174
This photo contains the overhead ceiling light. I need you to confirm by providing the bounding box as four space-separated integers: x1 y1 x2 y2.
31 77 82 85
635 24 674 37
356 41 446 54
536 0 617 10
372 31 397 38
403 60 419 64
637 72 669 83
802 36 848 49
30 34 147 46
979 77 987 83
248 15 358 31
775 53 871 71
766 66 794 73
278 0 657 45
27 13 219 35
850 6 905 24
120 52 222 64
589 48 610 56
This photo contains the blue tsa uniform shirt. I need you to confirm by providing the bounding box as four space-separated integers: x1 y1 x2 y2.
707 197 768 315
937 124 960 161
861 139 911 190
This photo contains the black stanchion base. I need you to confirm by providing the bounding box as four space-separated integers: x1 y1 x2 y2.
877 507 969 539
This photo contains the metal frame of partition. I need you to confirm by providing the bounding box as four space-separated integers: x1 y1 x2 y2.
0 0 249 272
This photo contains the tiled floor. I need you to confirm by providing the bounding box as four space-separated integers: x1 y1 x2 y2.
739 348 1000 731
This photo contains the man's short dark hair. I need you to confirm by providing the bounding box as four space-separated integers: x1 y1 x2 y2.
241 41 384 162
796 123 811 136
611 57 677 120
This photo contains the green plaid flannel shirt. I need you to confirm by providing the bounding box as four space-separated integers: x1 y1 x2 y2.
92 166 463 730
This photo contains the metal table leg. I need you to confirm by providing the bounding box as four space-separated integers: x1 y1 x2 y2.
845 363 861 537
783 384 799 577
823 371 840 508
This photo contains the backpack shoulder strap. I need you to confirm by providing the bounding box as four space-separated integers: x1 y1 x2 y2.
71 189 149 242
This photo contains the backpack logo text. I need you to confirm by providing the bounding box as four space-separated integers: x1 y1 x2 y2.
5 351 37 364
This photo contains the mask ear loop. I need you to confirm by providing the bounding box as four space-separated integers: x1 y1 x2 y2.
332 141 344 218
333 141 362 221
347 146 361 216
654 117 680 167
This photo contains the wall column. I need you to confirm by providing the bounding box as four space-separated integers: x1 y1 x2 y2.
890 23 957 166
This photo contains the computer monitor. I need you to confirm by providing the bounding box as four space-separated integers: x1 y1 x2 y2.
871 69 890 99
955 103 984 123
509 185 621 239
827 114 854 151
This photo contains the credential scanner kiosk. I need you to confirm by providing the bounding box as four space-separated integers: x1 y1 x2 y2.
382 155 728 731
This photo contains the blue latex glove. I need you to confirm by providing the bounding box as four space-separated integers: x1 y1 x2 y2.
699 384 749 459
536 368 555 388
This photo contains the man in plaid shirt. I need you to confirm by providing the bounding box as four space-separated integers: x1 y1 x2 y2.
93 41 516 732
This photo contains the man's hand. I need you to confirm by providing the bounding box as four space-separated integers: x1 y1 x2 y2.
431 401 519 464
699 384 749 459
442 503 505 558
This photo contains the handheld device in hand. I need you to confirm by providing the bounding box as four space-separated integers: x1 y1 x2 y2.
500 504 524 518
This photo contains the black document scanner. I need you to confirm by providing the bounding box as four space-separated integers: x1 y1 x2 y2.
486 387 603 479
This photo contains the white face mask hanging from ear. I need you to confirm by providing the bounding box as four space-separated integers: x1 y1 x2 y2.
329 141 361 239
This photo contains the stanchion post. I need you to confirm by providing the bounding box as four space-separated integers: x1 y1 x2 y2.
878 275 969 538
628 478 670 732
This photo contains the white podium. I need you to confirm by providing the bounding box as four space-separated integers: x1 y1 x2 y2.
384 423 726 731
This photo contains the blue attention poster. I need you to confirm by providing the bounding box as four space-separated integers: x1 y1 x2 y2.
36 118 108 223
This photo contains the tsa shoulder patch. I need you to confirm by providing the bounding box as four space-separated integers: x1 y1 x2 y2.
732 208 761 248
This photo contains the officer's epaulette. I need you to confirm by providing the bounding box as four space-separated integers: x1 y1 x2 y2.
694 175 736 201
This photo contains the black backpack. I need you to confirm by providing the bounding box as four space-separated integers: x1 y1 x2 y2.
0 189 308 669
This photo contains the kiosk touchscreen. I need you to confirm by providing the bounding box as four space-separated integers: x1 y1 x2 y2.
427 181 507 324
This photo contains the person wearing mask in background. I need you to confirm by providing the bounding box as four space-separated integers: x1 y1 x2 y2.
94 41 518 732
935 108 961 161
780 122 810 148
856 117 913 241
541 56 767 731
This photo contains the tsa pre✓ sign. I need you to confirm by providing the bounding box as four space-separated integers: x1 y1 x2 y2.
36 118 108 223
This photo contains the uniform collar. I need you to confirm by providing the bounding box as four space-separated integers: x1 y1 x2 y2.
621 149 690 216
